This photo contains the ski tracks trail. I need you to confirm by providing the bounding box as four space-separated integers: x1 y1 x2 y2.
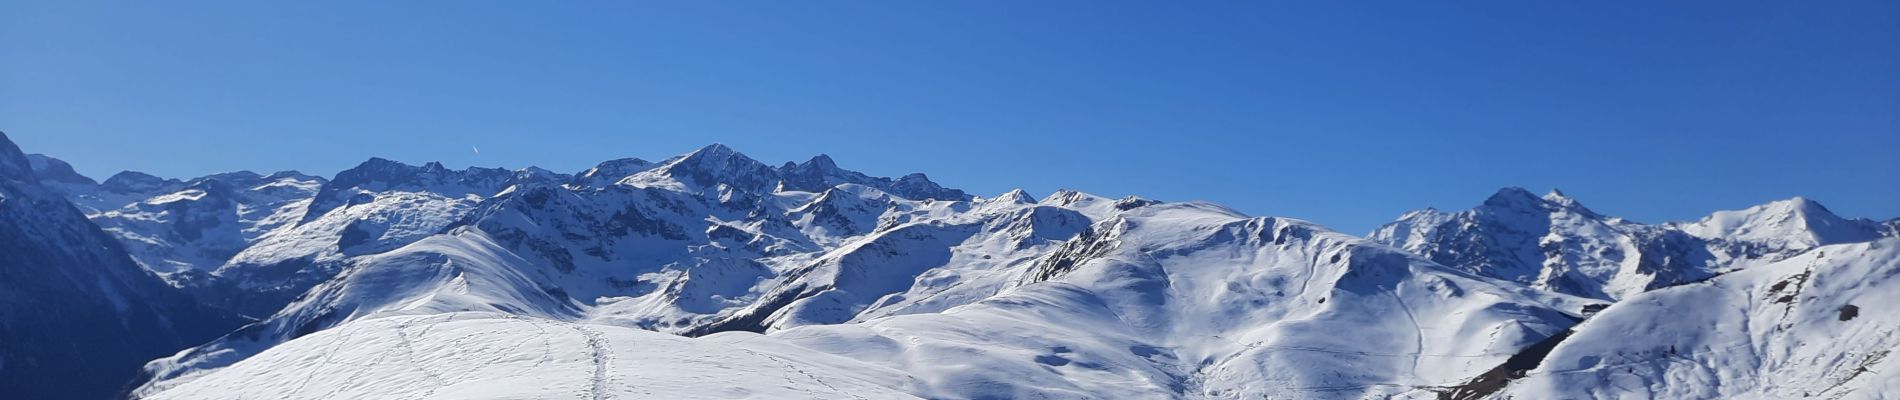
570 322 614 400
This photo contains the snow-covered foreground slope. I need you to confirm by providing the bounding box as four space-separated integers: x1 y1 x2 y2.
147 313 918 400
1371 188 1894 301
1499 238 1900 399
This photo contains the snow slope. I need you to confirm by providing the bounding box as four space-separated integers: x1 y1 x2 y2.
146 313 919 400
1498 238 1900 399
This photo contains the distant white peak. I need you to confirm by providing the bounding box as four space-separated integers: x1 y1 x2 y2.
1479 186 1601 218
632 143 777 192
1040 189 1098 206
1682 197 1877 247
1397 207 1447 219
990 189 1037 204
573 157 654 186
1541 188 1574 203
826 183 890 199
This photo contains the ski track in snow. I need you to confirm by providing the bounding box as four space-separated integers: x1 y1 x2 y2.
570 322 612 400
1386 285 1427 384
738 347 868 400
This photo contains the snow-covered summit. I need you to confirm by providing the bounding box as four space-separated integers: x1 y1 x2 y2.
1371 188 1895 301
613 144 969 201
1676 196 1887 250
621 143 782 193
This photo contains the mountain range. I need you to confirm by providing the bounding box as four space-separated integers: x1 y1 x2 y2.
1 131 1893 399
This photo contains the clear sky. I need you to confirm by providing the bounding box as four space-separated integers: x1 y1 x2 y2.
4 1 1896 234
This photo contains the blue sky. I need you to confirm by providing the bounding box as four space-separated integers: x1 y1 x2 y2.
4 1 1896 233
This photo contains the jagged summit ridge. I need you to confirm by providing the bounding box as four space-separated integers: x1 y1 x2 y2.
609 144 969 201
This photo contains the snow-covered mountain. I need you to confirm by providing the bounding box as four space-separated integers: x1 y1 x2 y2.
2 136 1890 399
1499 237 1900 398
140 190 1601 399
0 132 247 400
1369 188 1895 301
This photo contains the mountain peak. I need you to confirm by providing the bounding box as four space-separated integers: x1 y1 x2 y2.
803 154 838 170
573 157 654 187
687 143 743 160
1681 196 1878 250
101 171 181 193
1480 187 1544 210
24 154 97 185
1478 186 1600 217
335 157 423 184
992 188 1037 204
640 143 778 192
0 131 35 182
262 170 321 182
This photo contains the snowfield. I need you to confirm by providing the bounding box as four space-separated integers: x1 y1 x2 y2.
148 313 919 400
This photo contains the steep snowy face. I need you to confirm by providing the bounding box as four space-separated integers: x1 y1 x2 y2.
777 154 970 201
569 157 654 187
622 144 783 193
209 158 559 316
1501 238 1900 399
0 132 247 400
1370 188 1892 301
1676 197 1889 257
144 313 921 400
